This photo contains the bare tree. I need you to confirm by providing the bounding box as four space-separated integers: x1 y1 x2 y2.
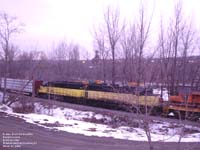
69 44 80 61
119 3 156 149
14 50 46 78
179 23 195 88
157 1 198 94
52 41 69 80
169 2 183 95
69 44 80 78
157 17 173 95
93 25 109 82
0 12 23 103
6 44 20 77
104 6 124 85
50 41 80 80
135 3 153 86
157 2 199 148
120 25 136 83
54 41 69 61
120 2 153 87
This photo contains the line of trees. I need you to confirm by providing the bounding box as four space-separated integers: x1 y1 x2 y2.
93 1 200 93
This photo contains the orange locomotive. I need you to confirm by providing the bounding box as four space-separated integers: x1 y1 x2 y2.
166 91 200 119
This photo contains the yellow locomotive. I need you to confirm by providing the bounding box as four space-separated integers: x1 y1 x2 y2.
37 80 161 112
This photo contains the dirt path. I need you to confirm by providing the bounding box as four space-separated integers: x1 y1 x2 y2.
0 112 200 150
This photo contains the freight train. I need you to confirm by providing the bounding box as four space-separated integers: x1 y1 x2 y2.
0 78 200 119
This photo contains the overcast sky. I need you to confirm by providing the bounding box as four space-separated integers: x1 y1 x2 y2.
0 0 199 55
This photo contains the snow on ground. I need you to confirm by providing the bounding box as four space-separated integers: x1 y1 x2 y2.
0 101 200 143
0 104 13 113
34 103 112 122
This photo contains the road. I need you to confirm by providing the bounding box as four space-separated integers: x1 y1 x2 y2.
0 112 200 150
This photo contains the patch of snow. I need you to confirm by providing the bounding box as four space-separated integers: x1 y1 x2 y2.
0 104 13 113
168 112 175 116
10 101 23 108
34 103 111 122
94 114 104 120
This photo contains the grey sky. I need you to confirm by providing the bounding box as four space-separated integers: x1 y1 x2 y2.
0 0 199 54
